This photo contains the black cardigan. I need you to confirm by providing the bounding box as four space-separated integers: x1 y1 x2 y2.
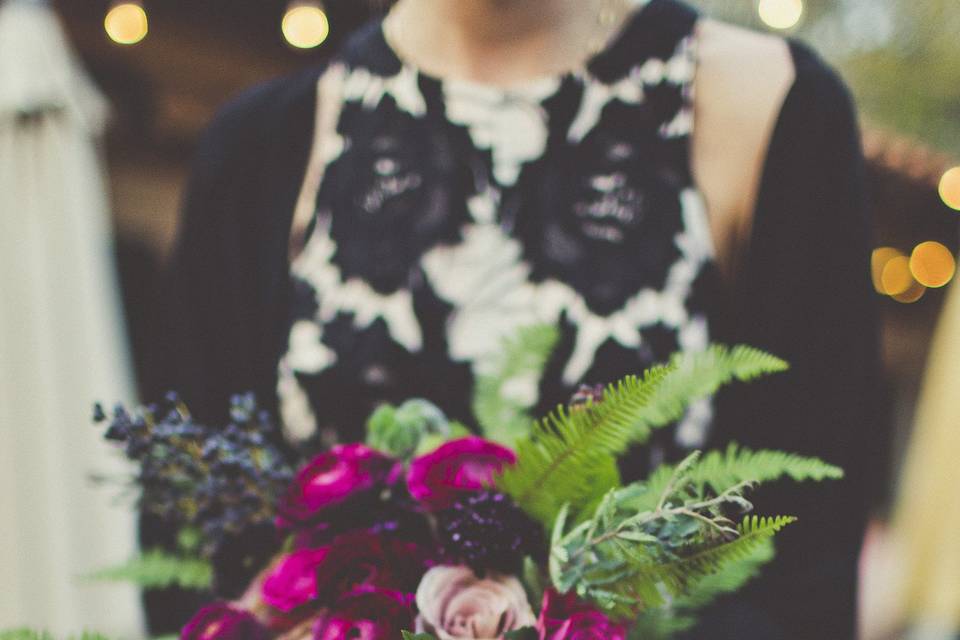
162 40 883 640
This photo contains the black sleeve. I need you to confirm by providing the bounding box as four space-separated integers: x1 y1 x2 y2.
157 70 320 424
699 43 885 639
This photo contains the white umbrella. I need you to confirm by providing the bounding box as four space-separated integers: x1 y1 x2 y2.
0 0 144 636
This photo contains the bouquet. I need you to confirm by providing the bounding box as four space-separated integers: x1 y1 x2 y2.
88 340 842 640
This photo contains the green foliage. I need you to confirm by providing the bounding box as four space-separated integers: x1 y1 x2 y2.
628 516 795 610
472 324 560 446
0 632 112 640
497 345 788 528
623 443 844 514
365 399 467 460
401 633 436 640
504 629 538 640
86 548 212 590
551 481 796 623
547 437 830 624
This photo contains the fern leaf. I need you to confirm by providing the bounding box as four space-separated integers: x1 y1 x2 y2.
86 549 212 590
497 346 788 527
614 515 795 618
626 444 843 514
473 324 559 446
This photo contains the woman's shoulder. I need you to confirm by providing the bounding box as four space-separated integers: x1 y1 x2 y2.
695 18 854 132
691 18 858 272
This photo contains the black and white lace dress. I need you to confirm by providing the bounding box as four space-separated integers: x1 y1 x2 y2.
276 0 720 467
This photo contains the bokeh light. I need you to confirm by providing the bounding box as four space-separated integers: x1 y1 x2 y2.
939 167 960 211
758 0 804 30
282 2 330 49
892 279 926 304
871 247 903 294
910 241 956 288
880 255 914 296
104 2 148 46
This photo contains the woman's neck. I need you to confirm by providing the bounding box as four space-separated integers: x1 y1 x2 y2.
387 0 610 86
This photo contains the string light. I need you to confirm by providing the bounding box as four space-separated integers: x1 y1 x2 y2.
104 1 148 46
939 166 960 211
910 241 956 288
282 1 330 49
892 279 926 304
871 247 903 294
758 0 804 30
880 255 914 297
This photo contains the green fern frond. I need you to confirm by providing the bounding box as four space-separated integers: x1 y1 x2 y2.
671 537 774 609
86 549 212 590
497 346 788 527
626 444 843 514
609 515 795 618
472 324 559 446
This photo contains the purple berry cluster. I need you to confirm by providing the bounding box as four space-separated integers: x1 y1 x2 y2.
435 490 543 575
94 392 293 560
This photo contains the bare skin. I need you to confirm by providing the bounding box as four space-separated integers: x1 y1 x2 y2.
387 0 796 283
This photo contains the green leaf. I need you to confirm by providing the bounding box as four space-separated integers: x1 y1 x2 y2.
624 444 843 514
366 399 454 461
618 515 797 616
504 628 539 640
401 632 436 640
472 324 560 446
86 549 212 590
497 345 788 528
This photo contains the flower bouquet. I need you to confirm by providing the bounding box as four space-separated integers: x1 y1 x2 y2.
90 342 842 639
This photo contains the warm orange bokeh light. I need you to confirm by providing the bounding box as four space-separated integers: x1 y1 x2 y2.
892 279 926 304
758 0 804 30
282 3 330 49
104 2 148 45
910 241 956 288
881 255 914 296
871 247 903 294
939 167 960 211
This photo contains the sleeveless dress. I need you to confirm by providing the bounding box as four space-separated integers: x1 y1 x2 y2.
276 0 719 470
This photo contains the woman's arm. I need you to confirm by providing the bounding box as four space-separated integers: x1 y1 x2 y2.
159 69 322 423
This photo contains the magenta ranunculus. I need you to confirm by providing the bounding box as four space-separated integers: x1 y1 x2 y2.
312 587 415 640
407 436 516 510
312 531 432 605
260 547 330 612
536 589 627 640
276 444 402 528
180 602 268 640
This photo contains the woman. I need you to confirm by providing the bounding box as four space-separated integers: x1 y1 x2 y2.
164 0 883 637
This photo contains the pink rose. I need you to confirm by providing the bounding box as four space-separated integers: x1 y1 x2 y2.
415 565 536 639
312 587 415 640
180 602 268 640
536 589 626 640
407 437 516 510
313 532 432 604
277 444 402 528
260 548 330 612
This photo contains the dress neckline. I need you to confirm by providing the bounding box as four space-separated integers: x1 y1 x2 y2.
373 0 655 94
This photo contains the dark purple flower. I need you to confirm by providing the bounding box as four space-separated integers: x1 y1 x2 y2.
260 547 330 612
536 589 627 640
276 444 402 528
313 531 432 605
180 602 268 640
312 587 415 640
407 437 516 510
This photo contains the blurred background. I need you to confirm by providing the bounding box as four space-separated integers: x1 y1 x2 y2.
1 0 958 637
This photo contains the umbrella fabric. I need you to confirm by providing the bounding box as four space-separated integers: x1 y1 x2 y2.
0 1 143 636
